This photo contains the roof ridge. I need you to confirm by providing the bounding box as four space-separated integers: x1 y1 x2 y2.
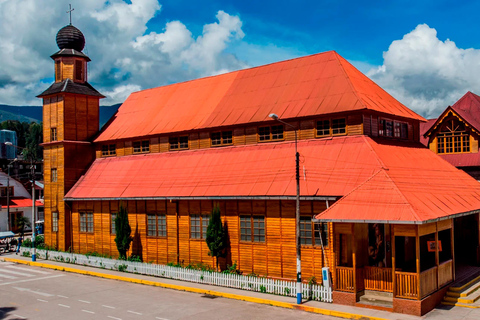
363 136 388 170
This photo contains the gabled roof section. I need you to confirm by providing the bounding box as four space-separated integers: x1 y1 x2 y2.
423 92 480 138
37 79 105 98
315 138 480 224
95 51 424 142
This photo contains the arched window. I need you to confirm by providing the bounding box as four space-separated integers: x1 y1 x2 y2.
437 117 470 154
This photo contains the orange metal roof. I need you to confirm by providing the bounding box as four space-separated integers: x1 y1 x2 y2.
315 138 480 224
66 135 480 223
0 197 43 208
95 51 424 142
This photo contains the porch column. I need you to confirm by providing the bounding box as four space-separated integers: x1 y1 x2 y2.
392 232 396 298
435 225 439 289
352 224 357 294
416 227 421 300
451 222 455 280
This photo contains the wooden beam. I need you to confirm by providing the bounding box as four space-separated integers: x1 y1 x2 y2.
451 220 455 281
392 226 396 298
416 226 421 300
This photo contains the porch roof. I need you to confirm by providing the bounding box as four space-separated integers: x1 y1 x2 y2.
314 138 480 224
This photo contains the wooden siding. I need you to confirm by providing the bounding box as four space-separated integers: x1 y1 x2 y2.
69 199 334 281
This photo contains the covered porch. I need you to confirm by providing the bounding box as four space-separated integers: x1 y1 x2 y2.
333 219 455 301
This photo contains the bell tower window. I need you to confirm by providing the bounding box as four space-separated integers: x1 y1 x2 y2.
75 60 83 82
55 61 61 82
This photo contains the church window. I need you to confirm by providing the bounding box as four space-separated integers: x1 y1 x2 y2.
437 118 470 154
240 215 265 242
259 125 283 141
102 144 116 156
52 212 59 232
79 212 93 233
51 128 57 141
169 136 189 150
147 214 167 237
211 131 233 146
190 214 209 239
133 140 149 153
51 168 57 182
75 60 83 81
332 118 347 135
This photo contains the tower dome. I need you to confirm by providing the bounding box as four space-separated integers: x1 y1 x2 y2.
56 25 85 52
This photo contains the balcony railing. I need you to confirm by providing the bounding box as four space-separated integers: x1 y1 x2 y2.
364 266 393 292
336 266 354 292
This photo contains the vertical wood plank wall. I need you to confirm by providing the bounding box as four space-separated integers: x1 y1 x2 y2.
70 199 334 281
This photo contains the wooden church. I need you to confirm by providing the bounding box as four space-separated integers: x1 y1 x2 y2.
39 23 480 315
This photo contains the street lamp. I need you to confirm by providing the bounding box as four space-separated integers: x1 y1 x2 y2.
269 113 302 304
5 142 36 262
6 158 18 232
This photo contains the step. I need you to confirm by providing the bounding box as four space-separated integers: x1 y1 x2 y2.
359 293 393 308
446 280 480 298
444 286 480 304
449 270 480 292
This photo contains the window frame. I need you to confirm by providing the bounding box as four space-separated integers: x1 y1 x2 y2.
51 168 58 182
437 118 471 154
52 211 59 233
133 140 150 153
147 213 167 237
51 127 57 141
75 60 83 81
299 216 329 247
316 119 331 137
169 136 189 150
102 144 116 157
211 130 233 146
111 212 116 235
240 215 265 243
331 118 347 136
79 211 94 233
190 214 209 239
258 125 284 142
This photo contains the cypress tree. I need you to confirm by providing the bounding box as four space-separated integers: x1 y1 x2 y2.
206 204 226 271
114 204 132 259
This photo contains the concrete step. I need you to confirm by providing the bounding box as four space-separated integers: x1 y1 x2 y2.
444 285 480 304
359 293 393 308
446 280 480 298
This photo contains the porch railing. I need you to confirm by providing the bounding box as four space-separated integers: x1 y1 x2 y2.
395 271 418 299
336 266 355 292
364 266 393 292
438 259 453 288
420 266 438 298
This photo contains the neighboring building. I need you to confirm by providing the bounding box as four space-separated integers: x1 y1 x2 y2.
421 91 480 180
0 171 43 232
39 24 480 316
0 130 17 159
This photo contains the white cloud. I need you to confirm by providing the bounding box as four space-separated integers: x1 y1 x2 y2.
368 24 480 119
0 0 247 106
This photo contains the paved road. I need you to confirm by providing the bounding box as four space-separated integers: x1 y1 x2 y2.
0 260 334 320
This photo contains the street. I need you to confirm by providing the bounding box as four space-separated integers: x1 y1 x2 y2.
0 260 334 320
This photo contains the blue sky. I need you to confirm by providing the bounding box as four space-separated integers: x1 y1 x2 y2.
1 0 480 118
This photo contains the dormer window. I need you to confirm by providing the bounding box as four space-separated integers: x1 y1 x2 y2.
133 140 149 153
437 118 470 154
169 136 189 150
259 125 283 141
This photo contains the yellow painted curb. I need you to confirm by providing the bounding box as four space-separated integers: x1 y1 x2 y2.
1 257 387 320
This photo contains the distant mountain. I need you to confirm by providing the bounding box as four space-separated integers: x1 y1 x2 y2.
0 103 122 127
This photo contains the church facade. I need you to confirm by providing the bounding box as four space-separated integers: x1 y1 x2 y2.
39 24 480 316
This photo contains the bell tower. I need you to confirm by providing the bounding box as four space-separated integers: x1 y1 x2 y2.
38 23 104 251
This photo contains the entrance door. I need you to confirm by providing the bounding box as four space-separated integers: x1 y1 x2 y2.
454 214 479 266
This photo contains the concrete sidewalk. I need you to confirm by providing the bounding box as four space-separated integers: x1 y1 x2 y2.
0 253 471 320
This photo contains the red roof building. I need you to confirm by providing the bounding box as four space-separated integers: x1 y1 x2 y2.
421 91 480 179
39 24 480 316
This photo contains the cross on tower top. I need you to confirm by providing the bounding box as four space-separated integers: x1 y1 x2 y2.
67 4 74 25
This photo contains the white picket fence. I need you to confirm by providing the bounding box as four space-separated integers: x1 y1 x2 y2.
21 248 332 302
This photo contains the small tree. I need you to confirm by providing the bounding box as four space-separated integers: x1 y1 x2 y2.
206 205 226 271
15 215 31 238
114 204 132 259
